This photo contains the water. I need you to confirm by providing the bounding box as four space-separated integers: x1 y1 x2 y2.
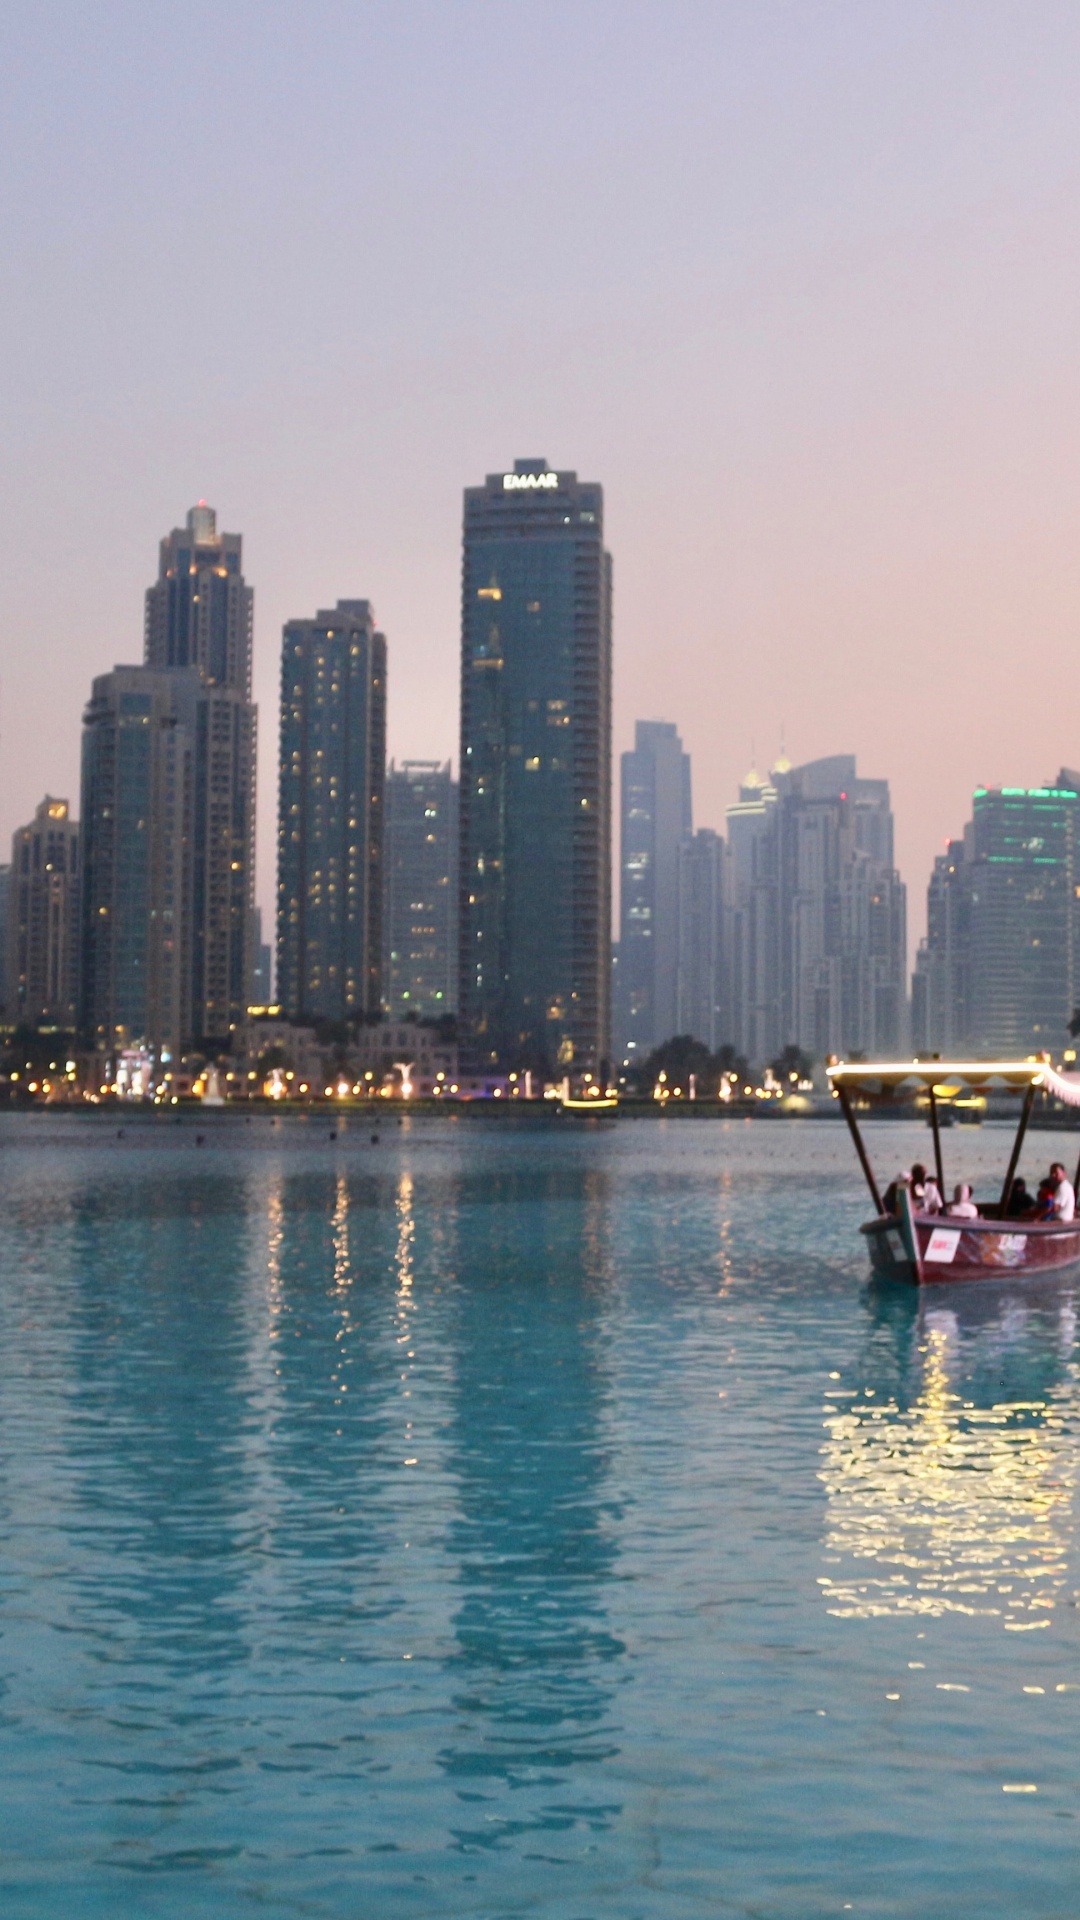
1 1109 1079 1918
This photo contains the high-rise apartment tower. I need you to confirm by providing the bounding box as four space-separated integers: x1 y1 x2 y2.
913 778 1080 1056
79 667 199 1058
384 760 458 1020
459 460 612 1076
145 503 256 1042
617 720 692 1062
277 600 386 1022
725 755 907 1063
8 797 80 1028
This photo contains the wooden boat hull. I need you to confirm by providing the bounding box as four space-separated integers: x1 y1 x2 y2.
862 1205 1080 1284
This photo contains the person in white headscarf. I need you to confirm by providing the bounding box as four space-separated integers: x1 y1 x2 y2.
947 1182 978 1219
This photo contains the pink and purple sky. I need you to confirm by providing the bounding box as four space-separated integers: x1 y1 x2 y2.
3 2 1080 947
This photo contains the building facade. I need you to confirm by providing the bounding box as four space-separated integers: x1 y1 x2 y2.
277 600 386 1022
617 720 692 1063
145 503 256 1041
724 765 782 1065
725 754 907 1064
675 827 726 1052
0 864 9 1020
914 779 1080 1056
79 666 199 1059
459 460 612 1076
384 759 458 1020
8 797 80 1028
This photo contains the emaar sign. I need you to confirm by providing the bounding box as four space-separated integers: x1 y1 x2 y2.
503 471 559 491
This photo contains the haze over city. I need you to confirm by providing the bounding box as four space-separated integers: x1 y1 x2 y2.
5 3 1080 939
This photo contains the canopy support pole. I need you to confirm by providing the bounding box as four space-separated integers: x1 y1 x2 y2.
928 1085 946 1201
999 1083 1036 1215
837 1083 884 1216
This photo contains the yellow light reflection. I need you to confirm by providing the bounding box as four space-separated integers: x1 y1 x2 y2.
267 1176 284 1326
819 1320 1079 1627
396 1171 415 1301
332 1172 350 1294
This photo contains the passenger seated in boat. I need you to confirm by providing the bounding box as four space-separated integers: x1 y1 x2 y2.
1035 1175 1056 1217
883 1170 911 1215
883 1166 942 1216
1043 1162 1077 1222
947 1182 979 1219
1005 1176 1032 1218
909 1162 942 1214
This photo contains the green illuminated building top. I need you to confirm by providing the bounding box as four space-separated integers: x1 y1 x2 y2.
914 777 1080 1054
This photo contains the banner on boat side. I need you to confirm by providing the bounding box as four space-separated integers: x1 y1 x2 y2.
925 1228 960 1264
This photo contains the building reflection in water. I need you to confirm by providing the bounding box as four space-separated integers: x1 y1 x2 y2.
62 1166 270 1682
819 1283 1080 1627
437 1160 625 1847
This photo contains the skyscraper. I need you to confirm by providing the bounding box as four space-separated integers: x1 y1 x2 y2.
724 764 782 1064
145 503 256 1041
725 754 907 1063
675 827 726 1051
384 760 458 1020
277 600 386 1022
8 797 80 1028
459 460 612 1076
911 838 971 1055
79 666 199 1058
617 720 692 1062
779 757 907 1060
0 864 10 1019
914 779 1080 1055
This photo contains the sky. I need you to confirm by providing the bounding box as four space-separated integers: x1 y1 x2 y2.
3 0 1080 949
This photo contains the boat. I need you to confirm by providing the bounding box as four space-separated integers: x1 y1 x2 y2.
829 1059 1080 1284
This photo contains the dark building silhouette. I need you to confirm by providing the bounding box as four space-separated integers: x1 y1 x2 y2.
277 600 386 1021
459 460 612 1076
0 863 10 1017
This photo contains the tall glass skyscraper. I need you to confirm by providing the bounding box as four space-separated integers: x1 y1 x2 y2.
8 797 81 1029
914 778 1080 1055
145 503 256 1043
277 600 386 1022
384 760 458 1020
617 720 692 1062
459 460 612 1077
724 755 907 1063
675 827 726 1052
79 665 200 1059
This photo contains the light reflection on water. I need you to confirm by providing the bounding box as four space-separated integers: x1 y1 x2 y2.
820 1294 1080 1625
1 1112 1079 1918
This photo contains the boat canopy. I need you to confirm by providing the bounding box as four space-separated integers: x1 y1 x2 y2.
827 1060 1080 1108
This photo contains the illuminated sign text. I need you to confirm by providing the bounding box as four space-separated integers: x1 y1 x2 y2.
503 472 559 491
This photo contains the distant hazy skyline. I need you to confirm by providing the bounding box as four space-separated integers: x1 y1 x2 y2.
4 2 1080 945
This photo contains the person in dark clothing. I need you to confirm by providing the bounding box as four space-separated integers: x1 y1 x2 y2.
1005 1177 1032 1218
909 1162 942 1214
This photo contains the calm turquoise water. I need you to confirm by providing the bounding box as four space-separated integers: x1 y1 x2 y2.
1 1110 1079 1918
